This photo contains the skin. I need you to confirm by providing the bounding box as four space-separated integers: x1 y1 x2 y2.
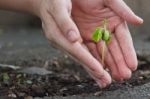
0 0 38 15
0 0 143 88
72 0 143 81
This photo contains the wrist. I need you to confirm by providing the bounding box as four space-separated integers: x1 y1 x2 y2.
30 0 42 17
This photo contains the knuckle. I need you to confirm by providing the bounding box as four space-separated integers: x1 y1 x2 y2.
58 18 73 33
60 19 68 29
119 11 128 18
49 0 59 12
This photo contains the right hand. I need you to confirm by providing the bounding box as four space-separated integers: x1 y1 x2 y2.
72 0 143 81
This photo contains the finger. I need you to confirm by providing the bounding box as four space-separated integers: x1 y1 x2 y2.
69 46 112 88
84 41 112 84
97 41 121 81
108 34 132 80
42 14 111 88
86 68 111 88
115 22 138 71
105 0 143 25
49 0 81 42
85 42 101 62
84 41 119 81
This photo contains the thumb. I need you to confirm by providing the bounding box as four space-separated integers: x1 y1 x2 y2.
106 0 143 25
49 1 81 42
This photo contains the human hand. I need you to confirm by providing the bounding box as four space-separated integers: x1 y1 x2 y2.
36 0 112 88
72 0 143 81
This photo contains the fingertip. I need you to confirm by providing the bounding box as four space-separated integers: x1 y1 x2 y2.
128 57 138 71
136 16 144 24
96 71 112 88
134 15 144 25
126 14 144 25
120 69 132 80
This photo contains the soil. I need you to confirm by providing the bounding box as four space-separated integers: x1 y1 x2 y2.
0 56 150 99
0 29 150 99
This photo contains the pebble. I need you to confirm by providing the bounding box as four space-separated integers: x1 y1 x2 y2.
8 93 17 98
18 67 53 75
94 91 102 96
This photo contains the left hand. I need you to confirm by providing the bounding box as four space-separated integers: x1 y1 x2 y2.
72 0 143 81
36 0 112 88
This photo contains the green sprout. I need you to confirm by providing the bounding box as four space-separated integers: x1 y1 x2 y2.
92 19 111 65
92 27 103 42
3 72 10 81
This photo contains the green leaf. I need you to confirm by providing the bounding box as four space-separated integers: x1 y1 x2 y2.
102 30 110 42
25 80 33 84
3 73 10 81
92 28 103 43
105 35 111 44
16 74 22 79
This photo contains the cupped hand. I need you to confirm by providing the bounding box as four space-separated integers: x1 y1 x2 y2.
37 0 112 88
72 0 143 81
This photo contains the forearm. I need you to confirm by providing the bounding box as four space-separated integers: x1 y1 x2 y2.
0 0 41 16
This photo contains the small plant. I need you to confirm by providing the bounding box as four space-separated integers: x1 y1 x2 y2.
3 72 10 81
92 19 111 65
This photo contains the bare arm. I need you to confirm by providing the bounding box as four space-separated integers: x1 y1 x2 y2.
0 0 40 16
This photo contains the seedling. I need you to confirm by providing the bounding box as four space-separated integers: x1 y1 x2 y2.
92 19 111 65
3 72 10 81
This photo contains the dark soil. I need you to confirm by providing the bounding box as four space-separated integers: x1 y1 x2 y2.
0 57 150 98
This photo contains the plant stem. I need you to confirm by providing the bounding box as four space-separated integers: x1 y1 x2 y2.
101 42 105 65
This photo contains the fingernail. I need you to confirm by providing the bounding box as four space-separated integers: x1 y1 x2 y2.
67 30 78 42
96 81 106 88
136 16 144 24
101 83 107 88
